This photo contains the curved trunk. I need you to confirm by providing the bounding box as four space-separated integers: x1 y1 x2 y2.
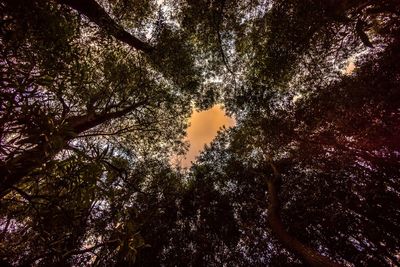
265 161 343 267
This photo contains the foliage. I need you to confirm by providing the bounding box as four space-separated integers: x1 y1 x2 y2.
1 0 399 266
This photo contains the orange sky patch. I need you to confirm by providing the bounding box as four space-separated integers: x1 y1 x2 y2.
175 105 235 168
344 57 356 75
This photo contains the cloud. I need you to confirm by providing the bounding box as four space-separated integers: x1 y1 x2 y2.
177 105 235 168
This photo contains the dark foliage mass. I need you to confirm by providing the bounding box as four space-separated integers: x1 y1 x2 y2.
1 0 399 266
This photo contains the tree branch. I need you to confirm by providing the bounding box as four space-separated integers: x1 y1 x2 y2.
55 0 154 53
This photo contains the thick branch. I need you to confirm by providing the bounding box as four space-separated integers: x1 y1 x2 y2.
265 160 343 267
67 99 148 134
56 0 154 53
0 101 147 199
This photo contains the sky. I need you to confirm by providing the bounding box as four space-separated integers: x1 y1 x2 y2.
175 105 235 168
345 56 356 75
175 58 355 169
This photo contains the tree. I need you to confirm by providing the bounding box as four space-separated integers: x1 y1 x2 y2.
1 0 196 265
157 34 400 266
129 1 400 266
0 0 197 197
1 0 399 266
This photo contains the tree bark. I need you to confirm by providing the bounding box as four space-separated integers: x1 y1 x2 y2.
265 161 343 267
56 0 154 53
0 142 60 199
66 100 147 134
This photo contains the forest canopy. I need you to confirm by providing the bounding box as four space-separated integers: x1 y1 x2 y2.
0 0 399 266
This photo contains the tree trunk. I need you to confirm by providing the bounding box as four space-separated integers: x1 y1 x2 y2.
265 161 343 267
0 143 56 198
56 0 154 53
